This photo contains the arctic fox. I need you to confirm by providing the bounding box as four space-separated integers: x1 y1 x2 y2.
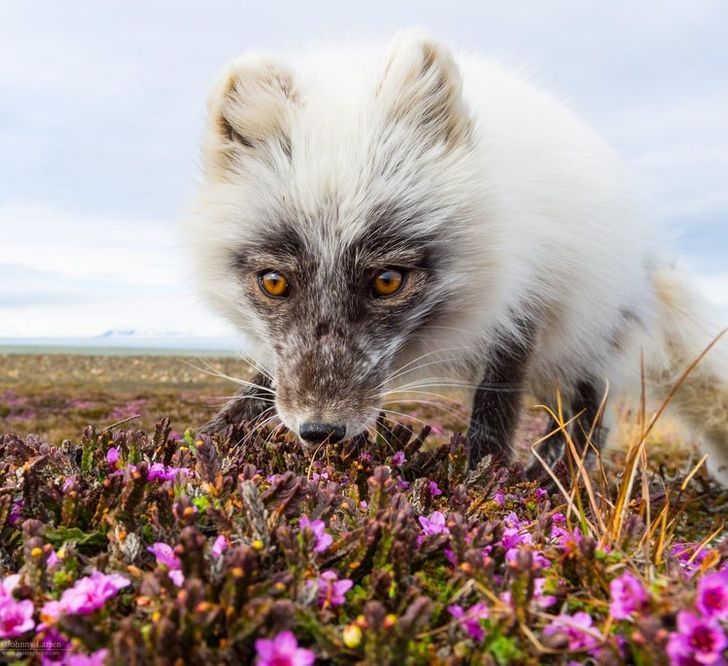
185 30 728 480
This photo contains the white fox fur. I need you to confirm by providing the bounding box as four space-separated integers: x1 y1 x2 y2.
184 30 728 479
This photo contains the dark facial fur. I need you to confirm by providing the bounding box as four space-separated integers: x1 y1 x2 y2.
231 202 458 438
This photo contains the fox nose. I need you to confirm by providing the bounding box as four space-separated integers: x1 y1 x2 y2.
299 422 347 444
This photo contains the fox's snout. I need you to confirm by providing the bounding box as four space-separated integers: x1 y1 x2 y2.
273 333 386 443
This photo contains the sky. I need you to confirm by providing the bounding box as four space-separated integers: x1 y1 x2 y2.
1 0 726 339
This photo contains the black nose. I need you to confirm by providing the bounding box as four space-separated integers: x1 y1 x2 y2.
299 422 347 444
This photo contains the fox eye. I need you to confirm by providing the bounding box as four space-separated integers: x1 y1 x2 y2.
371 268 406 298
258 270 290 298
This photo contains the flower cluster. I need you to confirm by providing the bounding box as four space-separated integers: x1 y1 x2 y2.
0 413 726 664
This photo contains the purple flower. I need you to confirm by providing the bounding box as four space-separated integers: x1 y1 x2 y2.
66 649 109 666
448 602 490 641
106 447 120 467
7 500 23 526
42 570 129 619
672 543 711 578
667 611 727 665
396 479 410 492
418 511 449 536
610 572 648 620
255 630 315 666
543 612 600 652
697 570 728 620
147 463 190 482
148 542 180 570
211 535 229 559
62 477 77 492
552 526 582 555
391 451 406 467
47 549 61 570
317 571 353 608
501 578 556 610
428 481 443 497
493 489 506 506
533 578 557 608
299 516 333 553
38 627 70 665
148 542 184 586
0 583 35 637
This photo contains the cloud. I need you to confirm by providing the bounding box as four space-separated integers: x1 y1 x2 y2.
0 1 725 338
0 200 235 337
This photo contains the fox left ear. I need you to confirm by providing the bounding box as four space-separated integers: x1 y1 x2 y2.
378 29 473 147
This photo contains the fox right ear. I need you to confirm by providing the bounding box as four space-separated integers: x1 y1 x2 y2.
202 55 299 178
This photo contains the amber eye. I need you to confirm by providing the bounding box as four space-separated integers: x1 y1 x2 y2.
372 268 405 298
258 270 290 298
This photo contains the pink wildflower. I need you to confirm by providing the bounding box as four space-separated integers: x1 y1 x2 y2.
47 549 61 570
533 578 557 608
666 611 727 666
501 578 556 610
255 631 315 666
419 511 449 536
148 542 184 586
696 570 728 620
317 570 353 608
428 481 443 497
448 602 490 641
543 612 600 652
106 447 120 467
391 451 406 467
671 543 711 578
609 572 648 620
0 576 34 637
66 649 109 666
43 570 129 618
8 500 23 526
299 516 333 553
552 525 582 555
147 463 190 482
211 535 229 559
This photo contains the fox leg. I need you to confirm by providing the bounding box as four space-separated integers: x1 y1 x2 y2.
466 331 533 469
199 372 274 434
526 379 606 479
569 379 607 463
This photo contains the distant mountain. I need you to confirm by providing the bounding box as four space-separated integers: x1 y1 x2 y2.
97 329 190 339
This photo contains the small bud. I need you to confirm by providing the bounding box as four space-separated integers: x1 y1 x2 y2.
183 507 195 518
342 623 362 648
31 547 43 558
231 567 244 578
151 611 161 623
251 539 264 551
383 614 397 629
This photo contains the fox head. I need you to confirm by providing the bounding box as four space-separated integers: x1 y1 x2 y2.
186 30 503 443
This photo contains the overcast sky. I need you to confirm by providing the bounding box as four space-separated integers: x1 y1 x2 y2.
1 0 726 338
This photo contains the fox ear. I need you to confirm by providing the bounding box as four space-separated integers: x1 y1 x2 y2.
378 29 472 147
203 55 299 178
